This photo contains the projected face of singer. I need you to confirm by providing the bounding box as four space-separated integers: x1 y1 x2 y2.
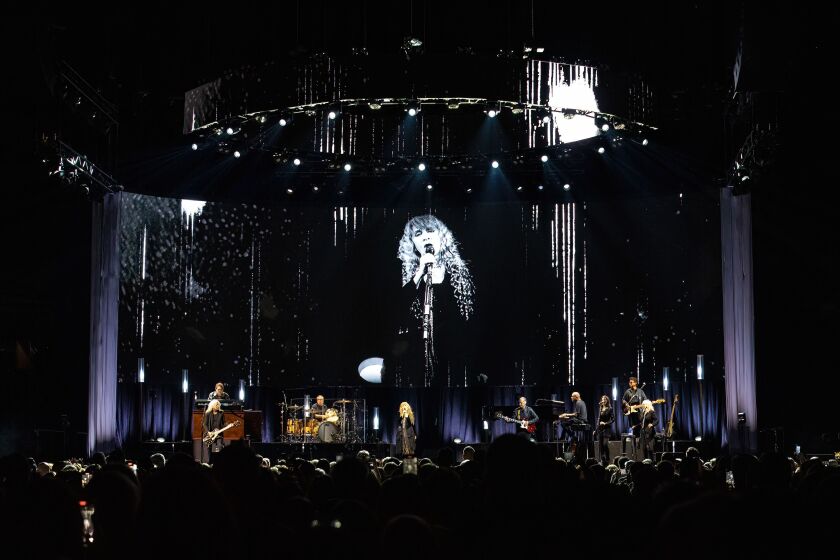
412 227 445 285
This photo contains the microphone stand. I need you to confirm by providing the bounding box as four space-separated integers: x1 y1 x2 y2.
421 248 435 386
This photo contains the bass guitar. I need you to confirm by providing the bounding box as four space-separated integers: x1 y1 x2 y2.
495 412 537 434
203 420 241 444
665 395 679 438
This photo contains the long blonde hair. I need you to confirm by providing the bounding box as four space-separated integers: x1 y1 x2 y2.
205 399 221 414
397 214 475 319
399 402 415 425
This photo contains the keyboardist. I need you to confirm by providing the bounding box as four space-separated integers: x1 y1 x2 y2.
208 382 230 400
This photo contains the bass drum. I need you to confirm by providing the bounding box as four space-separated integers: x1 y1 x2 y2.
317 421 338 443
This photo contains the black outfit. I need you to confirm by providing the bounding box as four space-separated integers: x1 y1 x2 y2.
395 271 473 388
209 391 230 400
622 387 648 437
639 409 658 459
596 405 615 464
569 399 592 463
513 405 539 437
203 410 226 459
310 403 327 419
396 415 417 457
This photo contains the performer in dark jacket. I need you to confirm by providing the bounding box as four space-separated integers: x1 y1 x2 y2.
639 400 658 460
397 402 417 457
596 395 615 464
513 396 539 437
203 399 226 462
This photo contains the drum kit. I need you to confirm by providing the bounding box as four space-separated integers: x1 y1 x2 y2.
279 398 364 444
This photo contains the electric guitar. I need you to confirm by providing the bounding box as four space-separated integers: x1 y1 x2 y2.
495 412 537 434
623 398 665 415
203 420 241 444
665 395 679 438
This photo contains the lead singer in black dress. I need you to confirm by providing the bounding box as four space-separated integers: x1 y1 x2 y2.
396 402 417 457
394 215 475 387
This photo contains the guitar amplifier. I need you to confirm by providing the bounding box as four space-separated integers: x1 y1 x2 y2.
594 440 624 463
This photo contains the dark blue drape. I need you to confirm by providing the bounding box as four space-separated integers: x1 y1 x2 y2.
115 381 725 453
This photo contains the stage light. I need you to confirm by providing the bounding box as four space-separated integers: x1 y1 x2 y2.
329 111 338 120
516 185 523 191
453 438 463 444
408 107 417 116
491 160 499 169
373 407 380 430
542 115 551 124
741 175 750 182
426 184 433 191
540 154 548 163
191 143 198 151
696 354 704 380
694 436 702 442
358 357 384 383
238 380 245 401
182 369 189 394
536 47 545 53
344 163 352 171
312 186 320 192
563 183 571 190
417 163 426 171
538 185 544 191
293 158 301 166
466 187 473 193
137 358 145 383
234 150 241 158
483 420 489 430
597 147 605 154
663 366 670 391
369 101 382 110
487 109 497 118
226 127 234 135
279 118 288 126
601 123 610 132
642 138 649 146
286 188 294 195
406 100 421 116
612 377 618 401
156 437 165 443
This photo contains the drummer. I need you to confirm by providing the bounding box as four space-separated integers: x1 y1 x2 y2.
310 395 328 420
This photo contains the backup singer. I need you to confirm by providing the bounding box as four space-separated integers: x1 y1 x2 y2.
397 402 417 457
395 214 475 388
596 395 615 464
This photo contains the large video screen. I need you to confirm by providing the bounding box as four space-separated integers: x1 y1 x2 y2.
118 192 722 388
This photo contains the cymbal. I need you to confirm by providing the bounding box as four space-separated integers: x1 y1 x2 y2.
285 404 303 411
333 399 352 404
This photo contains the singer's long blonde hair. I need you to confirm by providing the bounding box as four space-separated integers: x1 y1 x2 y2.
397 214 474 319
399 402 415 425
205 399 221 414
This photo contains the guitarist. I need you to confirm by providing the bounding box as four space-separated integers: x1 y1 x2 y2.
513 397 539 438
203 399 227 462
622 377 648 440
